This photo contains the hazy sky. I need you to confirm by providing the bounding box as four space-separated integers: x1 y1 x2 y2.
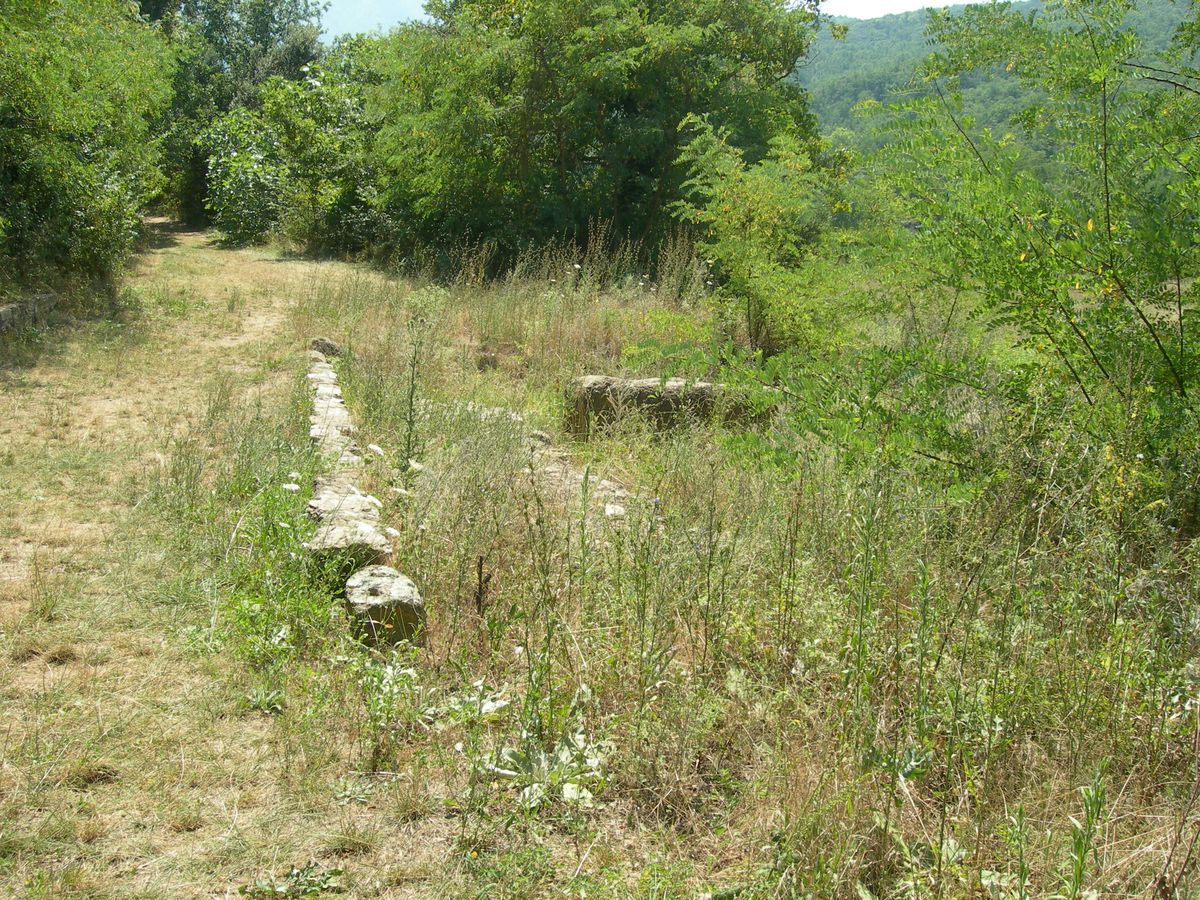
322 0 955 38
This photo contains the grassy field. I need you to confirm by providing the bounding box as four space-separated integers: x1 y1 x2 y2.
1 225 1197 898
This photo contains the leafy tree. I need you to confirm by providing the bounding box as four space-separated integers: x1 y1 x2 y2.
674 115 847 350
887 0 1200 512
371 0 820 259
203 41 381 251
0 0 173 280
146 0 326 221
201 107 288 243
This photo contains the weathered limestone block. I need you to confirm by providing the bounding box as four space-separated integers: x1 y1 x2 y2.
304 519 393 568
309 383 358 463
565 375 723 438
304 344 391 568
345 565 426 645
311 336 343 357
307 476 379 521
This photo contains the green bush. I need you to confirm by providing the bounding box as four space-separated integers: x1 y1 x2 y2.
201 107 287 244
370 0 821 260
202 47 380 251
674 116 847 351
0 0 173 281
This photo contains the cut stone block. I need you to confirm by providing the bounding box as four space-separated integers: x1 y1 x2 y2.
565 375 720 438
307 476 379 521
304 519 393 569
345 565 426 645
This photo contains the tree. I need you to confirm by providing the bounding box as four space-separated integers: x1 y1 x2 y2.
674 115 846 350
371 0 820 259
0 0 173 281
887 0 1200 470
203 39 380 251
147 0 325 221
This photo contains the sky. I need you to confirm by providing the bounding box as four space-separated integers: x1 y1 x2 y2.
322 0 958 37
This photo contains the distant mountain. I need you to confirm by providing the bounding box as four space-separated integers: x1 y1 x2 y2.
796 0 1189 135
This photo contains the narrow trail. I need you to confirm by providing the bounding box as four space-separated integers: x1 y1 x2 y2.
0 224 361 896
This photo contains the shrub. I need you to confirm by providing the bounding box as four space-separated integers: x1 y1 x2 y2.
201 107 287 244
0 0 173 281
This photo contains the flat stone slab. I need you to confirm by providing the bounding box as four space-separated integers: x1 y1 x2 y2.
565 375 720 438
304 520 393 568
345 565 426 645
307 476 380 522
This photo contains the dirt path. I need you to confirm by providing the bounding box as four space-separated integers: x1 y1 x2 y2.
0 225 358 896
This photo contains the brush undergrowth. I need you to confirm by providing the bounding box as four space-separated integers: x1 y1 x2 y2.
153 241 1200 898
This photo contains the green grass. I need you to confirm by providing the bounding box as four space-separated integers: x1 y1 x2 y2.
143 244 1195 897
6 224 1195 897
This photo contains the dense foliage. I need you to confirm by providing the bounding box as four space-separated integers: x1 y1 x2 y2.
0 0 172 281
884 0 1200 519
674 116 850 350
202 43 381 251
797 0 1188 139
368 0 821 258
145 0 325 222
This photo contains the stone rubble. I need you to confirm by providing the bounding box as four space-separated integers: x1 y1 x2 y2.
345 565 426 645
301 339 424 646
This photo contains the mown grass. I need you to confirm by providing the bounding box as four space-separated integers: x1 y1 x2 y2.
147 238 1200 897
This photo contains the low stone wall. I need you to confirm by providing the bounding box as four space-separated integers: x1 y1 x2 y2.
302 338 426 645
565 375 731 438
0 292 57 335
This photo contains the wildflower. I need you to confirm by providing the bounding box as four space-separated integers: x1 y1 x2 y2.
407 460 426 473
282 483 301 493
573 263 582 270
368 443 385 457
277 522 291 529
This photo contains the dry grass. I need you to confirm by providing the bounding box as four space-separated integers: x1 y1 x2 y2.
2 222 1196 898
0 225 451 897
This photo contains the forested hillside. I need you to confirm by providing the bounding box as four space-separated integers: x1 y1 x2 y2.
4 0 1200 895
798 0 1191 135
